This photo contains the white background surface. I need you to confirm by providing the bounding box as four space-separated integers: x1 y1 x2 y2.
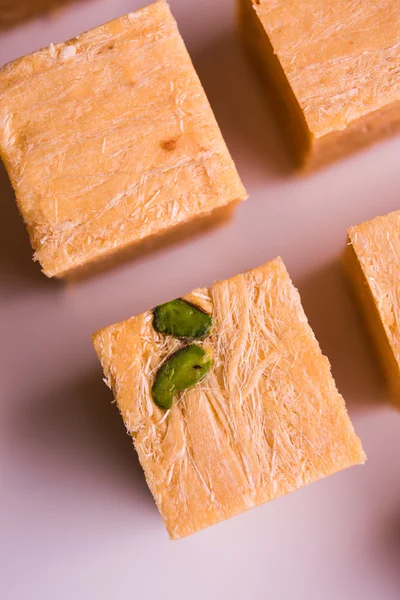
1 1 400 599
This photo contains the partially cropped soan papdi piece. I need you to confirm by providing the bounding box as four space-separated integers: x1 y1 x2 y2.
93 258 365 539
239 0 400 169
345 212 400 403
0 1 246 278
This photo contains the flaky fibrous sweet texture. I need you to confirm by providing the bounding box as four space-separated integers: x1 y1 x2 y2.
239 0 400 169
345 211 400 403
0 0 246 278
93 258 365 539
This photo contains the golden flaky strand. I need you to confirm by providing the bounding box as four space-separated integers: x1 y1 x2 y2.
93 258 365 539
345 212 400 403
239 0 400 169
0 1 246 278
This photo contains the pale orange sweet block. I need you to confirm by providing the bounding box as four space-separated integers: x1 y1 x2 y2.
0 1 246 278
239 0 400 169
93 258 365 539
345 211 400 403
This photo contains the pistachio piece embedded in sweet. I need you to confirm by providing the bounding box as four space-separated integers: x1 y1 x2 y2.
153 298 212 340
151 344 213 410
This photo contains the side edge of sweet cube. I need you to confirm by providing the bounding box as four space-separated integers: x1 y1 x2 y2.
344 213 400 404
237 0 311 167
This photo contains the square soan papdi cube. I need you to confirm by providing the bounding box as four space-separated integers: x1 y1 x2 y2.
0 0 246 278
239 0 400 169
93 258 365 539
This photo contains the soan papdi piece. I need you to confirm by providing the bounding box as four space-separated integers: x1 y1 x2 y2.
0 1 246 278
239 0 400 169
345 211 400 403
93 258 365 539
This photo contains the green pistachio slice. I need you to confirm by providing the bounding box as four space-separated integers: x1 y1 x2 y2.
153 298 212 340
151 344 213 410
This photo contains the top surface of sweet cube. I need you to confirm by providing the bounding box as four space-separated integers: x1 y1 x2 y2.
251 0 400 139
348 210 400 363
0 0 246 277
93 258 365 539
